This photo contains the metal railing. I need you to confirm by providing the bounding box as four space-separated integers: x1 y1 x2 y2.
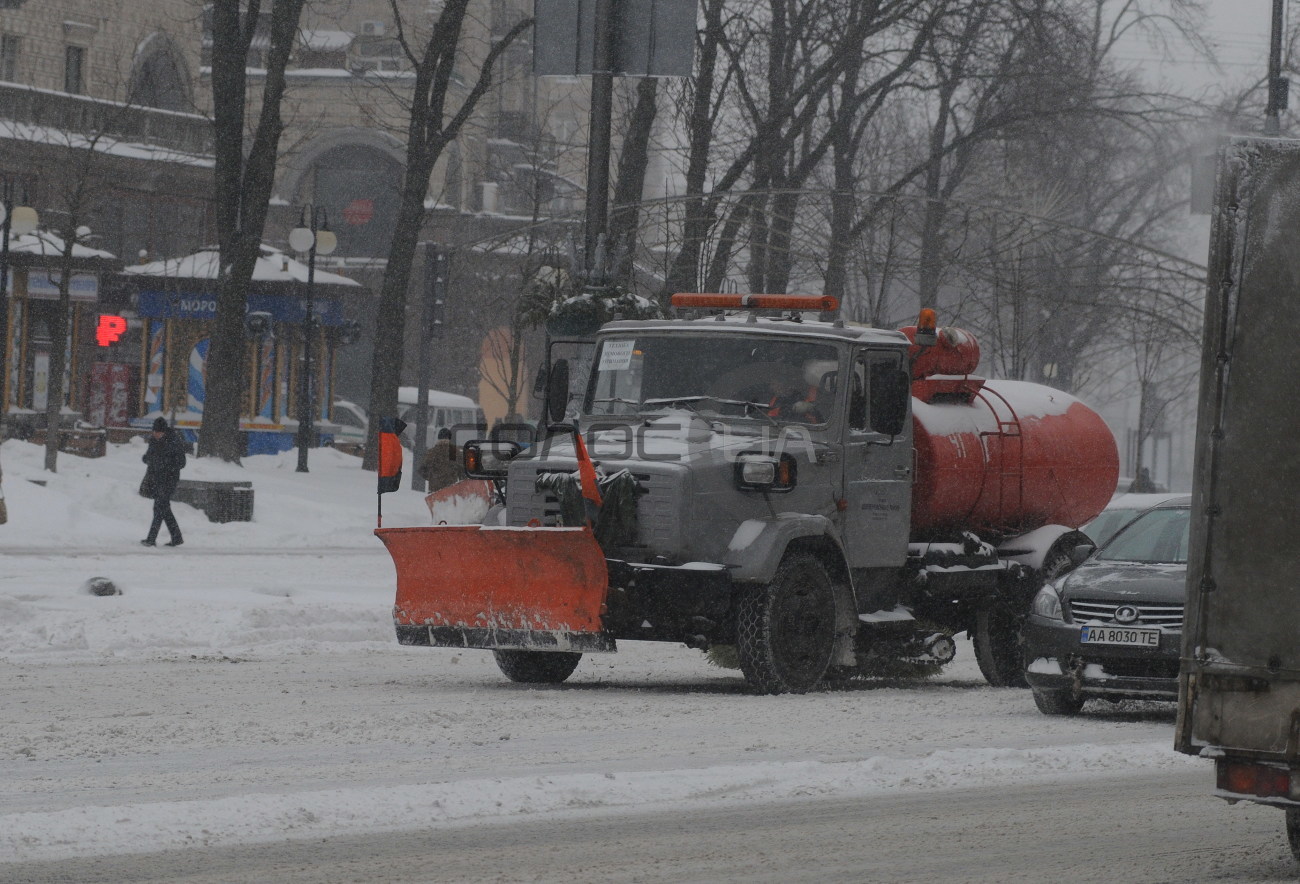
0 81 213 157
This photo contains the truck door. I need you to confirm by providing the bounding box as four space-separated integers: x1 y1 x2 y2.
842 349 912 568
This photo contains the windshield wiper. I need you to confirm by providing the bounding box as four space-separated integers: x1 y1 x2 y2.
710 397 778 425
643 396 707 412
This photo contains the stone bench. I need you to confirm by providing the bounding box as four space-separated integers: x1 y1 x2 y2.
173 479 255 523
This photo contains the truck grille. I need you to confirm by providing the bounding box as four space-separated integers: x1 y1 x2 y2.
507 462 687 553
1068 599 1183 629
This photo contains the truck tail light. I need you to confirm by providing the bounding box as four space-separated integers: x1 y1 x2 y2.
1217 759 1292 799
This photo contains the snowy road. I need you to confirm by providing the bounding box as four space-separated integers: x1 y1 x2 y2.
3 564 1290 881
1 444 1294 880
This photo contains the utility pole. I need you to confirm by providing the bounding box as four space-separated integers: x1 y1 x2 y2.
583 0 614 276
411 244 445 492
1266 0 1287 135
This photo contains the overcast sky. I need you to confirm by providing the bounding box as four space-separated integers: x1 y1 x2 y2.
1117 1 1276 96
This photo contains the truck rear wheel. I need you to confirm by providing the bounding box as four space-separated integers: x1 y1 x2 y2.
736 553 837 694
972 603 1028 688
493 650 582 684
974 546 1075 688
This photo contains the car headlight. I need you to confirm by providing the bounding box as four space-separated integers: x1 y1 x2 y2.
1031 585 1064 621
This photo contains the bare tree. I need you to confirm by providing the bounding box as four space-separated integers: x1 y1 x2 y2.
361 1 532 470
200 0 307 463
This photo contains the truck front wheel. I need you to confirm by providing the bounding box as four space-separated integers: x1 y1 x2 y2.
493 650 582 684
736 553 837 694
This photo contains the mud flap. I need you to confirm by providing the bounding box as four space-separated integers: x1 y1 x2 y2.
376 525 615 652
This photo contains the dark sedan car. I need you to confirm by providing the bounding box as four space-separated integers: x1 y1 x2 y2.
1022 496 1190 715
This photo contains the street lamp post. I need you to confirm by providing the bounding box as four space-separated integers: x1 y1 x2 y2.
0 177 39 416
289 207 337 473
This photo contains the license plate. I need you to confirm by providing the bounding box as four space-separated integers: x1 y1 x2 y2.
1079 625 1160 647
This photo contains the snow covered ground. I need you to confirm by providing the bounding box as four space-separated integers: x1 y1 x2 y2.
0 438 1206 869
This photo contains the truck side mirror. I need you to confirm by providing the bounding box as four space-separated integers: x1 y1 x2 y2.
870 368 910 437
546 358 570 423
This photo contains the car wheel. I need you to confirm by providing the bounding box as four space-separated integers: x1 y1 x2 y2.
736 553 837 694
1286 808 1300 861
492 650 582 684
1032 688 1084 716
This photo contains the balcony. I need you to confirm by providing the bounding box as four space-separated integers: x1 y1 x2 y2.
0 81 213 158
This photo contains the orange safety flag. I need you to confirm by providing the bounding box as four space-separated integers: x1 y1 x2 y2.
573 428 602 523
377 417 406 494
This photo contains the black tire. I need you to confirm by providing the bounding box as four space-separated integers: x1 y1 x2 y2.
1032 688 1084 716
736 553 838 694
974 546 1075 688
1286 808 1300 862
492 649 582 684
972 602 1028 688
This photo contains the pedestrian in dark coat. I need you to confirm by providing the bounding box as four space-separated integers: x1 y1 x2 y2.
419 427 466 492
141 417 187 547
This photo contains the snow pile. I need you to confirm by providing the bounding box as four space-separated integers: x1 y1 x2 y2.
0 437 431 554
0 740 1197 862
0 438 431 661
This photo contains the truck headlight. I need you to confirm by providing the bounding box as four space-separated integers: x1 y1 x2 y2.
734 453 797 492
1031 585 1064 621
464 440 522 478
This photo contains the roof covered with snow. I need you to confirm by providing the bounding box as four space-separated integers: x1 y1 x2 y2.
123 245 362 288
8 230 117 261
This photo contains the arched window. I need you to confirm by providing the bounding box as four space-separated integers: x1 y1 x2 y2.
129 34 191 112
306 145 403 258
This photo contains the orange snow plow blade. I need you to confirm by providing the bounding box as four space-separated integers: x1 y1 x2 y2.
377 525 615 652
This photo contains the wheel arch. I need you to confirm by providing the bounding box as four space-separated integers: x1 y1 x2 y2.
998 525 1094 577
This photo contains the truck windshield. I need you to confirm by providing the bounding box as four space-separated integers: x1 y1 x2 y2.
586 334 840 424
1096 506 1190 564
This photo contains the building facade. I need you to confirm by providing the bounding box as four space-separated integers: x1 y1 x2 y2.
2 0 672 437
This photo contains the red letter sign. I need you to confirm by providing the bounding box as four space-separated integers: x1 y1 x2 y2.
96 314 127 347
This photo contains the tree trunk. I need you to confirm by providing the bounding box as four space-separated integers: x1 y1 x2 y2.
42 245 75 473
361 158 432 470
199 0 306 463
608 78 658 285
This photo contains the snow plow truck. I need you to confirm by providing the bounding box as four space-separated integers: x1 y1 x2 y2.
377 295 1119 693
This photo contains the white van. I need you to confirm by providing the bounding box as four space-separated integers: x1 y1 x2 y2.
396 387 486 448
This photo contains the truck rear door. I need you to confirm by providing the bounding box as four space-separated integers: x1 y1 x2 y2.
1178 137 1300 761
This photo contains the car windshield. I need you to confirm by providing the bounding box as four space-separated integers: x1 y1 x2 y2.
585 333 840 424
1095 506 1190 564
1083 509 1140 548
